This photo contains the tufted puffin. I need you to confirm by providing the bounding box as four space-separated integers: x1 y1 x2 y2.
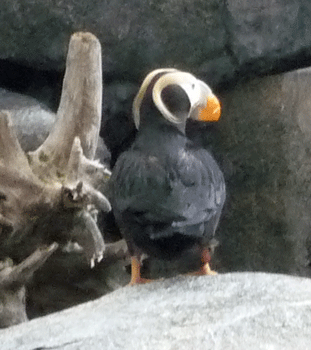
109 68 225 284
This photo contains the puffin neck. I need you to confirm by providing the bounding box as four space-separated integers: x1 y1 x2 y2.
134 119 187 154
138 106 187 135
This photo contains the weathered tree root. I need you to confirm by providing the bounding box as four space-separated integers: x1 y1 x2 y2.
0 242 59 328
0 32 111 266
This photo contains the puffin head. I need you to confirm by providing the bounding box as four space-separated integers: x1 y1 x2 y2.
133 68 221 130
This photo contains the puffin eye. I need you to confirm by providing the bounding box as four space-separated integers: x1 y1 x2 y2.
191 84 195 89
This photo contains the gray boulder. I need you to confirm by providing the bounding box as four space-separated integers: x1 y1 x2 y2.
213 66 311 276
1 273 311 349
1 1 311 86
0 88 55 151
225 1 311 76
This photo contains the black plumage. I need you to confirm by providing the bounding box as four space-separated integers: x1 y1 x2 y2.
109 69 225 283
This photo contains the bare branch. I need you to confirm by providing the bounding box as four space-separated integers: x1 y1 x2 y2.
0 243 58 288
0 165 43 233
66 137 111 191
0 164 64 242
61 181 111 213
0 111 34 179
0 243 58 329
67 137 83 183
29 32 102 175
84 184 111 212
71 211 105 267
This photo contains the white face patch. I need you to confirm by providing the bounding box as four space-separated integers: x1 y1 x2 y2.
133 68 217 128
133 68 178 129
179 80 201 107
153 72 215 124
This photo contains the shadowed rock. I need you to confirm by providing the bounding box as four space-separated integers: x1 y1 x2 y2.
1 1 311 87
214 67 311 276
0 88 56 152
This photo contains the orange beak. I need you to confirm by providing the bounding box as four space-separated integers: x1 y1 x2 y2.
197 95 221 122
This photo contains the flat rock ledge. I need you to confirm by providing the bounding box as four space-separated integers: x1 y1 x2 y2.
1 272 311 350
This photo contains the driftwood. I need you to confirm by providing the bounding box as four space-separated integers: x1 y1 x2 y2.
0 32 116 327
0 243 58 328
0 32 111 265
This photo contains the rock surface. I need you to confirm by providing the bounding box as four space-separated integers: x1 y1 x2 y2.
1 272 311 350
0 88 56 151
213 67 311 276
1 1 311 88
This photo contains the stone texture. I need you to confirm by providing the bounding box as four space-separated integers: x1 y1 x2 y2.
101 82 137 167
1 1 311 87
0 88 56 151
1 273 311 350
212 67 311 276
225 1 311 73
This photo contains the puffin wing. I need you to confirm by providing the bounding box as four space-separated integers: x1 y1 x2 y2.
110 149 176 221
167 146 225 229
110 146 225 237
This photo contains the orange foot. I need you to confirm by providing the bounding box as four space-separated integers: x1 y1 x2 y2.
129 256 152 285
199 261 218 276
190 248 217 276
